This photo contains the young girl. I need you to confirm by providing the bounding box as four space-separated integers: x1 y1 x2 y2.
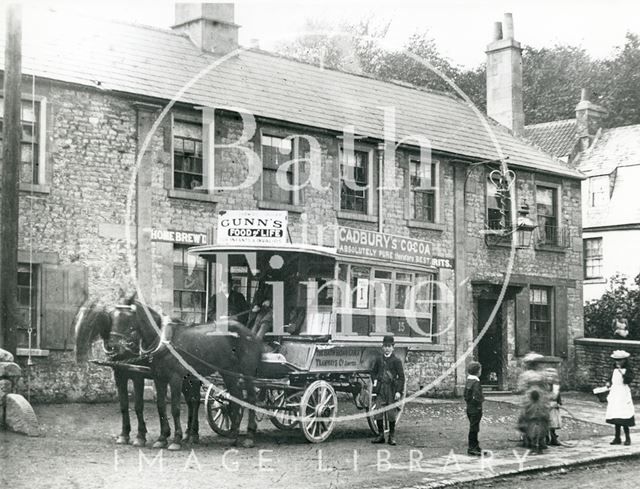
606 350 635 445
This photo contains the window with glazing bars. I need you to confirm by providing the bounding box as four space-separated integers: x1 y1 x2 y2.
0 99 40 184
486 173 511 230
340 149 369 213
173 246 207 324
173 120 204 190
262 135 294 204
530 287 552 356
536 186 558 245
410 159 436 222
17 263 38 348
584 238 603 279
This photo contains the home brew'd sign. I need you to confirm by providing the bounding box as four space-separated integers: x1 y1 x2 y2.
337 226 454 268
151 228 208 245
217 210 288 244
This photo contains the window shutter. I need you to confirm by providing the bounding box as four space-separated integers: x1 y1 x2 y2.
41 264 88 350
515 286 530 356
554 285 568 358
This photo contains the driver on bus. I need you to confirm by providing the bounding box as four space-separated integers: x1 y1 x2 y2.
208 280 249 325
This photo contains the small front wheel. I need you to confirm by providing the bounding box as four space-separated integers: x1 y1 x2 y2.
299 380 338 443
204 384 242 437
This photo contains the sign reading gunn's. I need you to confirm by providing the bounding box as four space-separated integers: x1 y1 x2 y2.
217 210 288 245
338 226 454 268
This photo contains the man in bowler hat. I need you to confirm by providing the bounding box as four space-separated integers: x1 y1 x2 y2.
371 334 405 445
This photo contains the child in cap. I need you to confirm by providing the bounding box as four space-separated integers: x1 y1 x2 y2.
606 350 635 445
464 361 484 456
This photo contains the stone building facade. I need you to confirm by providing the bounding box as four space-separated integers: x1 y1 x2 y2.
1 5 583 401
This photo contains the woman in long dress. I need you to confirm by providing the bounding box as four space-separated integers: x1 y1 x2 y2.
606 350 635 445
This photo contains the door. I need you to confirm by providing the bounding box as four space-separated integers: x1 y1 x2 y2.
477 299 503 388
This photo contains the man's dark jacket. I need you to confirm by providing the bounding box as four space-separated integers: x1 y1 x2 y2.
372 354 405 404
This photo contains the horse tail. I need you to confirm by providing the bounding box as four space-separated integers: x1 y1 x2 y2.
75 300 109 363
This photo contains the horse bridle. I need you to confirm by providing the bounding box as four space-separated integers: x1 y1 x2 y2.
113 303 165 359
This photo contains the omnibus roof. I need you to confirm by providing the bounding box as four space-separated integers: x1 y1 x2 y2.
188 243 339 260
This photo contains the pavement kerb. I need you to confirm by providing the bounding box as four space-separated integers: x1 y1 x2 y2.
407 437 640 489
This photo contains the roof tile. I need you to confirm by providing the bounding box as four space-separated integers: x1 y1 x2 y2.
2 8 582 179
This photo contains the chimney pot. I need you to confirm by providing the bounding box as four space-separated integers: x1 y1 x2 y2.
493 22 503 41
172 2 239 54
503 13 514 39
486 13 524 136
581 87 591 102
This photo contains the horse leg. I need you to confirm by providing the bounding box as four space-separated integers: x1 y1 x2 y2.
114 370 131 444
168 375 184 451
192 379 201 444
242 378 257 449
223 374 242 447
153 379 170 449
181 376 201 445
132 374 147 447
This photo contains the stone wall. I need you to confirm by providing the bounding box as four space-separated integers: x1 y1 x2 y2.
13 352 116 404
574 338 640 397
14 78 583 401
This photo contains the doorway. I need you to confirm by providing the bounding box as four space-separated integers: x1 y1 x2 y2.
476 299 503 388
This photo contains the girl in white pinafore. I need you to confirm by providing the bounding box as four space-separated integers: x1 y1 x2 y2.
605 350 635 445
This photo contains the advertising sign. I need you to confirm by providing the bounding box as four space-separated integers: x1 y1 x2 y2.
217 210 288 245
151 228 208 245
337 226 454 268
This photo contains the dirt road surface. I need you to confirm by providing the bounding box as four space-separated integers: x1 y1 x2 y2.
459 459 640 488
0 400 610 489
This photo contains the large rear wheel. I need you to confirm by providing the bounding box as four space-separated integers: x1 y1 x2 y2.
366 377 407 435
270 389 302 431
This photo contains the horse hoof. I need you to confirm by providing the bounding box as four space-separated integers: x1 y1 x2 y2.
192 435 200 445
242 438 255 449
132 437 146 447
116 436 130 445
153 440 168 449
168 443 182 451
231 439 239 448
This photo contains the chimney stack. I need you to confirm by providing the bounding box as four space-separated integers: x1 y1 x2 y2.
172 3 239 54
486 13 524 136
575 88 607 150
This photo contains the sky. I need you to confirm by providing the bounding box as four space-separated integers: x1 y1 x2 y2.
18 0 640 68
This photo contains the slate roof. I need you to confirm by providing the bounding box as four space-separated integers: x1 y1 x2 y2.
577 125 640 175
578 125 640 228
524 119 577 159
0 8 582 179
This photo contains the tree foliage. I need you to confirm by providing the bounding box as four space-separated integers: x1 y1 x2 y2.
584 274 640 340
276 23 640 128
599 33 640 127
522 45 603 124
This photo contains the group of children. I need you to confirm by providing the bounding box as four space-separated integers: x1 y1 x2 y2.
369 336 636 455
463 353 564 456
464 349 636 456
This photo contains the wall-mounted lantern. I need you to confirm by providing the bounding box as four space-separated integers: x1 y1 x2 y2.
514 204 537 248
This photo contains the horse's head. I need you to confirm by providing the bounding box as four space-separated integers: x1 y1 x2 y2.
74 301 135 362
115 298 166 351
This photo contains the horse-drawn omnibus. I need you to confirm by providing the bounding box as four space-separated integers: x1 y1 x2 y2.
190 241 434 443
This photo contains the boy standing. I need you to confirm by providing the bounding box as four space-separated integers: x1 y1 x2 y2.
464 361 484 456
371 335 405 446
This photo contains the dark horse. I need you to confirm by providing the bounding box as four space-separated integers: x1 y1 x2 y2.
110 298 263 450
75 302 149 447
